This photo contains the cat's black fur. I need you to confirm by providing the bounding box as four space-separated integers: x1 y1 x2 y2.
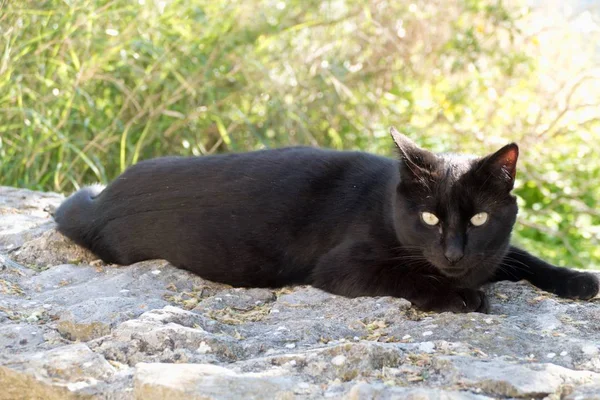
54 128 599 313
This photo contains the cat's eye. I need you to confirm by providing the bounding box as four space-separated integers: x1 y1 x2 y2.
421 212 439 226
470 212 489 227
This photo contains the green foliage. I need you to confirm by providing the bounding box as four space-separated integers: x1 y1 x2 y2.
1 0 598 269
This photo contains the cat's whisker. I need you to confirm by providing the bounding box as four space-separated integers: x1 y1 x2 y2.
502 256 535 275
495 263 520 280
386 255 429 262
423 274 442 284
392 260 430 270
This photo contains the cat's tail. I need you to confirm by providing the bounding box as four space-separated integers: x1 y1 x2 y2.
54 184 105 247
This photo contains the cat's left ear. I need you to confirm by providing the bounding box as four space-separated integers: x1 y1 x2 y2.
477 143 519 190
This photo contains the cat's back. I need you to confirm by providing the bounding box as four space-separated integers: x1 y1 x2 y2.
93 145 398 241
125 146 386 175
100 146 395 203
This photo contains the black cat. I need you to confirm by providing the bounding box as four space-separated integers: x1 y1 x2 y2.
54 128 599 313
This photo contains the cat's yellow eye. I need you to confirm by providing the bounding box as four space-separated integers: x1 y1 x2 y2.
470 212 488 227
421 212 439 226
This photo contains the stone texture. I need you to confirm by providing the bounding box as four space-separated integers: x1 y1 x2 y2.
134 363 296 400
345 384 494 400
0 187 63 254
434 356 598 397
0 343 129 400
1 186 600 399
565 384 600 400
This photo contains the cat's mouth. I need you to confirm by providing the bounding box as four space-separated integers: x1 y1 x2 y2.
422 252 471 278
436 266 470 278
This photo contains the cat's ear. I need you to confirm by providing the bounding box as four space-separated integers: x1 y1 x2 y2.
390 127 437 183
476 143 519 190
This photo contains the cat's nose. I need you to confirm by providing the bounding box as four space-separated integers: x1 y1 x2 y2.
444 248 464 265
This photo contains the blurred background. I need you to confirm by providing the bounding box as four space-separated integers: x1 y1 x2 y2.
1 0 599 269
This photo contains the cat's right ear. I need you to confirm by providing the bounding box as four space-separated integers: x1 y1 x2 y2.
390 127 436 183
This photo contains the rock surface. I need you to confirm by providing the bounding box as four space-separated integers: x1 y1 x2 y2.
0 186 599 399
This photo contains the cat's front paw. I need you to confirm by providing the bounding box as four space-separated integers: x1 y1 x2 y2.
419 288 489 314
453 288 490 313
559 272 599 300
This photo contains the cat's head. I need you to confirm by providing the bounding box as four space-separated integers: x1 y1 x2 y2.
390 127 518 280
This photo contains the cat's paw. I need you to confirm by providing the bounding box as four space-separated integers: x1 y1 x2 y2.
454 288 489 313
560 272 599 300
420 288 489 313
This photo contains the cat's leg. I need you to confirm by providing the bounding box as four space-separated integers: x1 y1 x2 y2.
492 246 599 299
311 241 489 313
